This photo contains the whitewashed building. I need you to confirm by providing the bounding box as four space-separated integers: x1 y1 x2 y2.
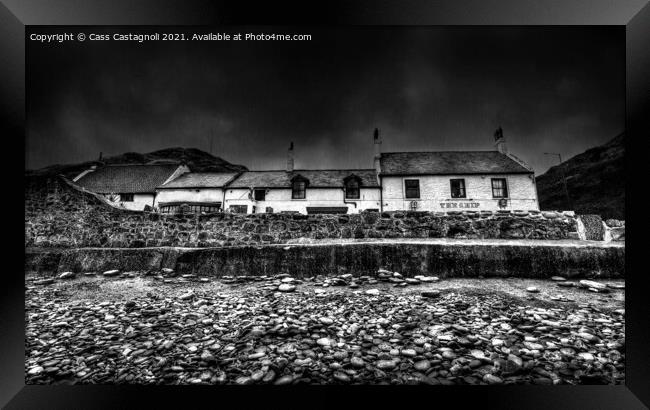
73 163 189 211
155 172 240 213
375 129 539 212
223 170 381 214
72 128 539 214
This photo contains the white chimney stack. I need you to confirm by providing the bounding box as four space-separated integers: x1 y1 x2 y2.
494 126 508 154
286 141 294 172
373 128 382 174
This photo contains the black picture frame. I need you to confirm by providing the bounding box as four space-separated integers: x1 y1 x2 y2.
4 0 648 408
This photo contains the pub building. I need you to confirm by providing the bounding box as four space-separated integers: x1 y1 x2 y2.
73 128 539 214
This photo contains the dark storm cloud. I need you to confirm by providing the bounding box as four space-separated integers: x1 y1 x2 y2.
26 26 624 174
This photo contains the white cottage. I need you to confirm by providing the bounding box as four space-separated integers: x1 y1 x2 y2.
73 163 189 211
155 172 240 213
223 169 381 214
375 130 539 212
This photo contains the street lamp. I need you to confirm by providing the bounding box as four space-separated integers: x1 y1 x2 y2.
544 152 572 210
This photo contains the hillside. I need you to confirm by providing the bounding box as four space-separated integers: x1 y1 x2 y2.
536 133 624 220
26 147 248 180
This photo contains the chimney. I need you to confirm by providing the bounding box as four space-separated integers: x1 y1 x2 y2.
286 141 294 172
494 126 508 154
373 128 382 174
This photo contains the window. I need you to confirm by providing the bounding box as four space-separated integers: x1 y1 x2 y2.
345 179 360 199
450 179 466 198
230 205 248 214
404 179 420 199
491 178 509 198
292 180 306 199
120 193 134 202
254 189 266 201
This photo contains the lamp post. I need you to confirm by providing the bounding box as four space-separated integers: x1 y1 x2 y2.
544 152 572 210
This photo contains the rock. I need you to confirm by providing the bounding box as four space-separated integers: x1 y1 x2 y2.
179 291 195 300
28 366 44 375
58 271 75 279
550 276 566 281
526 286 540 293
281 277 295 283
492 338 505 347
333 372 350 382
421 291 441 299
401 349 417 357
365 289 380 296
350 356 365 368
405 278 420 285
577 332 601 344
414 360 431 371
376 360 397 370
319 317 334 325
483 374 503 384
161 268 174 274
33 279 54 286
274 375 294 385
504 354 523 373
278 284 296 292
103 269 120 277
317 338 333 347
442 351 456 360
557 281 575 287
578 352 595 361
606 283 625 289
579 280 607 290
416 276 439 282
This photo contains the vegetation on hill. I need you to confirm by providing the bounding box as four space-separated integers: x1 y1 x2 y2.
26 147 248 180
536 133 624 220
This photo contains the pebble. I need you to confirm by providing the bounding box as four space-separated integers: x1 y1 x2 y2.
365 289 380 296
550 276 566 281
278 284 296 292
58 272 75 279
317 338 333 347
319 317 334 325
179 291 194 300
414 360 431 371
33 279 54 286
376 360 397 370
421 291 441 299
579 280 607 290
24 273 625 386
401 349 417 357
483 374 503 384
526 286 539 293
103 270 120 277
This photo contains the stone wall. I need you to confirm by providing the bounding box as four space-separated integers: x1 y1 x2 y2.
26 176 583 249
25 242 625 279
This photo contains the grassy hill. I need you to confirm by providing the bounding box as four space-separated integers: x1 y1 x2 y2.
536 133 624 220
26 147 248 180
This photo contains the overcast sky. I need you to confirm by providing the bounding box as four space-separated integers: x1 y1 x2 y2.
26 26 624 175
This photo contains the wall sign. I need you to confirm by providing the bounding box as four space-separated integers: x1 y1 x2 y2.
440 202 480 209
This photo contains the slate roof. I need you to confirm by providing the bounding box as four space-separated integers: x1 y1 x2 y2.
379 151 533 175
75 164 183 194
157 172 239 189
227 169 380 188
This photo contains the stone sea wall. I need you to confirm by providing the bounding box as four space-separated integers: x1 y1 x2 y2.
25 176 610 249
